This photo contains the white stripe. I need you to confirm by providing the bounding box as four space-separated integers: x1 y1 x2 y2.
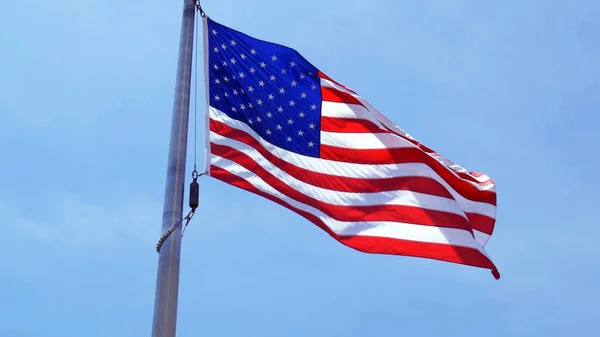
320 131 414 149
320 78 358 96
208 107 496 218
321 101 375 120
212 155 488 252
474 231 491 247
211 153 468 218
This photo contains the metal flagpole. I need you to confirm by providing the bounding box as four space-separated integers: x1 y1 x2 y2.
151 0 197 336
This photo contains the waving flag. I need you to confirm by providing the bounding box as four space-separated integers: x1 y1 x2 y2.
202 16 500 279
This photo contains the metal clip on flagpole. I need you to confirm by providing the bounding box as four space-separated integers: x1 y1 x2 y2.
155 170 204 253
196 0 206 17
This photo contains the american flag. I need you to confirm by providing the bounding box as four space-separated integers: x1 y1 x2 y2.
202 17 500 279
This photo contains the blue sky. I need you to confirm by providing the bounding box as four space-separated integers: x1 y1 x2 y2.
1 0 599 336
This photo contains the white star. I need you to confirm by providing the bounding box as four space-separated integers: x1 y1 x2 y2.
231 107 237 112
291 80 297 87
240 104 246 110
268 94 274 100
213 47 219 53
257 99 263 105
310 104 317 110
214 95 220 101
231 39 237 46
222 60 228 66
281 68 286 74
258 80 265 87
298 130 304 136
287 118 294 124
279 87 286 94
224 92 229 97
286 136 292 142
289 100 295 106
299 112 305 118
311 84 317 90
300 92 307 98
221 43 227 50
266 112 273 118
248 119 253 124
230 58 237 64
212 29 217 35
308 141 314 147
276 124 283 130
250 49 257 55
270 75 276 81
271 55 278 61
250 67 256 73
213 64 219 70
214 78 220 84
248 103 253 108
256 117 262 122
223 76 229 82
277 106 284 112
240 53 246 60
290 61 296 67
239 72 245 78
309 123 316 129
266 129 272 135
260 62 267 68
233 89 239 95
300 73 305 79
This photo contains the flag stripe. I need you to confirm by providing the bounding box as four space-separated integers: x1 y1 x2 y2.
321 86 364 106
210 134 493 238
210 109 497 205
321 116 386 133
211 144 475 232
211 139 455 198
209 112 496 238
209 114 496 211
321 101 377 121
209 164 497 270
321 132 414 150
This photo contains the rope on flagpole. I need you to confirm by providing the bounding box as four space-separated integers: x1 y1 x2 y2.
156 1 209 254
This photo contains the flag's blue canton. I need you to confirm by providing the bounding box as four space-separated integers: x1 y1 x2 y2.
207 18 322 157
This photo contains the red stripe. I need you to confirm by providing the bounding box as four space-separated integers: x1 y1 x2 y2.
466 213 496 235
319 144 497 205
321 116 386 133
212 142 474 232
210 119 496 206
321 86 364 106
210 165 499 278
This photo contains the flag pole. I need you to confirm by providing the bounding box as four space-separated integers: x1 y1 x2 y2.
151 1 197 336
